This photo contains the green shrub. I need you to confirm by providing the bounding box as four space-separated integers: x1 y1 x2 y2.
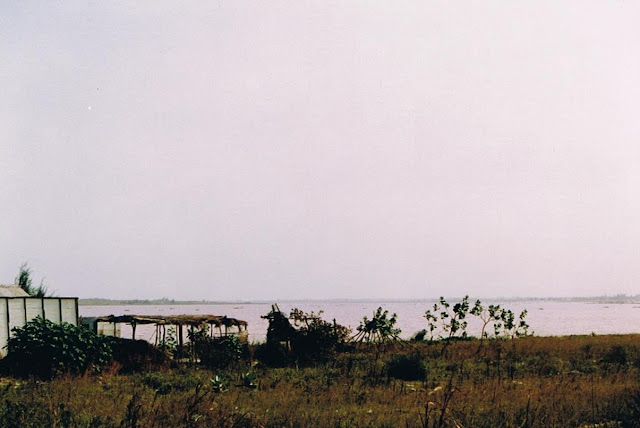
386 353 427 381
603 345 628 365
254 342 293 367
290 313 351 364
110 338 169 373
258 306 350 367
1 317 112 379
190 332 246 370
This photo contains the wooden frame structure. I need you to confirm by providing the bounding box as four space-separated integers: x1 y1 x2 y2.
92 314 248 346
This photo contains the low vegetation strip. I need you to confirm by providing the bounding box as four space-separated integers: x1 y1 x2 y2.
1 335 640 427
1 300 640 427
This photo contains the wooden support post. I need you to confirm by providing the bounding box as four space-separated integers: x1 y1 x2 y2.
5 299 10 346
178 324 184 348
132 322 137 340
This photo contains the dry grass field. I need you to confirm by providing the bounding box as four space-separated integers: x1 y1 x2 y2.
2 334 640 427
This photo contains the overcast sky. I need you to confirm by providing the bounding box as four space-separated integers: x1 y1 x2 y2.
2 1 640 300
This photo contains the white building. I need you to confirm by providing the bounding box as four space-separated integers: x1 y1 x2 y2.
0 285 78 358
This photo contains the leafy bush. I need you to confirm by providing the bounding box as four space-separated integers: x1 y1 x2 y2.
290 310 350 364
254 342 293 367
190 331 246 370
386 353 427 380
1 317 112 379
110 338 169 373
259 306 350 366
603 345 628 366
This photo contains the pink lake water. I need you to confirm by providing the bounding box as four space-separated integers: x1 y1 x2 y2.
79 300 640 343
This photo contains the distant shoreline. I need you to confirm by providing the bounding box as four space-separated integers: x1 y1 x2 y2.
78 298 256 306
79 295 640 306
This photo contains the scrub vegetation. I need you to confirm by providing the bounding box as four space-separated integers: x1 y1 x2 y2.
1 299 640 427
15 262 50 297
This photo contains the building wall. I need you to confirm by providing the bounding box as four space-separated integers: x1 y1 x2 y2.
96 321 121 337
0 297 79 358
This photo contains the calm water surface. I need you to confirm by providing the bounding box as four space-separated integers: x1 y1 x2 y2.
80 301 640 343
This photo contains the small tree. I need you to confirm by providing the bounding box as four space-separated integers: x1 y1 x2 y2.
470 300 504 340
15 262 34 295
424 297 530 343
352 307 401 345
424 296 474 341
15 262 50 297
472 302 530 339
495 309 529 339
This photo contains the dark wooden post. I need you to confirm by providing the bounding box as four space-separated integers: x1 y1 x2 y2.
5 299 10 346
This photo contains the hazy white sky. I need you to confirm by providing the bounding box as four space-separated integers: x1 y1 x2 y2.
2 1 640 300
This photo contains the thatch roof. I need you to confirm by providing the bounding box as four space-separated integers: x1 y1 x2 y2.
94 314 247 328
0 285 30 297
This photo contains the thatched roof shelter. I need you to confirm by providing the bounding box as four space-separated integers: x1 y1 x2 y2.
93 314 248 345
94 314 247 328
